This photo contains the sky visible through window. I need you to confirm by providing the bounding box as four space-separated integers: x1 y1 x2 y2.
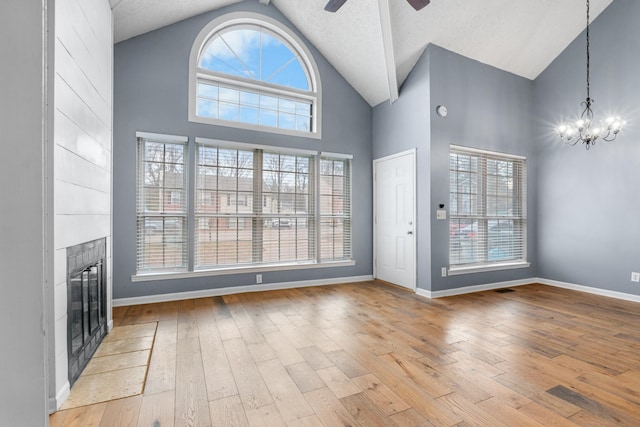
200 26 309 91
196 25 314 132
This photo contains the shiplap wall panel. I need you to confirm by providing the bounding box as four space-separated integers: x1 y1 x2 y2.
55 76 110 149
55 110 111 170
56 145 111 193
52 0 112 410
55 181 110 215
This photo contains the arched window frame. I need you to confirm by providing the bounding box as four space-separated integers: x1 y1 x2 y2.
189 12 322 139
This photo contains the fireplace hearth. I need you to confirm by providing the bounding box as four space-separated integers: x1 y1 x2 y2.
67 238 107 386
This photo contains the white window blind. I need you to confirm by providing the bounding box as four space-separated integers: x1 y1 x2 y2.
136 135 188 272
449 145 527 267
136 136 353 276
195 143 328 269
320 156 352 261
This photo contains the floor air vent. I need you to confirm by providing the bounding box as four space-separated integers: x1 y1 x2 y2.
495 288 515 293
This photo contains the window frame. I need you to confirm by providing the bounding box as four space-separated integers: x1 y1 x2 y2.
188 12 322 139
448 145 530 275
133 135 354 281
193 139 318 270
136 133 189 273
319 153 352 262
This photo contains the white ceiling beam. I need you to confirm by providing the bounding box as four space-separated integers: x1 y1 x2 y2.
377 0 399 103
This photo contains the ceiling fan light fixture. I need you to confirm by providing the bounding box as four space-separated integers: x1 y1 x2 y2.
324 0 347 13
407 0 430 11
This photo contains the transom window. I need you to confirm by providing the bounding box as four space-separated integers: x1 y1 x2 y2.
189 13 321 138
449 145 527 270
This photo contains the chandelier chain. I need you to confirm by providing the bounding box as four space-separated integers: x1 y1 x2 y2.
586 0 590 102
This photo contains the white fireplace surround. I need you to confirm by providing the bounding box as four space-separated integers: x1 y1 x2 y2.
50 0 113 412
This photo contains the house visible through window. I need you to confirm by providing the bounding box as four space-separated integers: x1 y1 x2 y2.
189 13 321 138
449 145 527 270
136 133 352 275
136 135 188 272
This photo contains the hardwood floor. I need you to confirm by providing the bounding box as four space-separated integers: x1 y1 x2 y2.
49 281 640 426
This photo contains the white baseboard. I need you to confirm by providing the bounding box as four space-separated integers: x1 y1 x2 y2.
49 381 70 414
416 278 535 299
536 277 640 303
415 276 640 303
113 275 374 307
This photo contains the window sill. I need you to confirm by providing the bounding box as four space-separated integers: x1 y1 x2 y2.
132 260 356 282
448 261 531 276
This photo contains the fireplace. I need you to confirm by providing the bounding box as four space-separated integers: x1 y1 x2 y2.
67 238 107 386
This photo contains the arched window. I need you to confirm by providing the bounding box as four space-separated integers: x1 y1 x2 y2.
189 12 321 138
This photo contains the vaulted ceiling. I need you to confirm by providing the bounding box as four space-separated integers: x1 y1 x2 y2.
110 0 614 106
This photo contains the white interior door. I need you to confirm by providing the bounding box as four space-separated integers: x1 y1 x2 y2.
374 149 416 290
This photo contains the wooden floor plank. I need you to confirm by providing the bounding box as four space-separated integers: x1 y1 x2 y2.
208 395 249 427
56 402 108 427
303 387 359 427
137 390 175 427
223 337 274 410
174 333 211 426
99 395 142 427
257 358 315 422
351 373 411 416
340 392 398 427
143 319 177 395
50 282 640 426
194 298 238 401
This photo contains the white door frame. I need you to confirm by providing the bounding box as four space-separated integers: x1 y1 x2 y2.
373 148 417 291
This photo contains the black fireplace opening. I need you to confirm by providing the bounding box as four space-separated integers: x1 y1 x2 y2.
67 238 107 386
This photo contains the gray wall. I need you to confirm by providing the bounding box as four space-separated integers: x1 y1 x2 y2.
372 48 432 290
535 0 640 295
113 2 373 299
429 45 537 291
374 44 537 292
0 0 50 424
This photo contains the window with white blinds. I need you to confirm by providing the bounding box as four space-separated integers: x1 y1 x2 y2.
136 135 188 272
320 156 352 261
449 145 527 268
136 134 353 276
194 144 317 269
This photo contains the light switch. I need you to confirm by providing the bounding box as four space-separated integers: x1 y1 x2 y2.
436 209 446 220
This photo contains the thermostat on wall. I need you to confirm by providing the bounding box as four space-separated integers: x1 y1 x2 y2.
436 105 448 117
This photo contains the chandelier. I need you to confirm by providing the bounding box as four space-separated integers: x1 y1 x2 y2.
557 0 623 149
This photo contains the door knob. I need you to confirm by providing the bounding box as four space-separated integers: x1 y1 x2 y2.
407 231 413 235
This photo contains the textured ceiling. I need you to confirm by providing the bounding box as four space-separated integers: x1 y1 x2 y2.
111 0 614 106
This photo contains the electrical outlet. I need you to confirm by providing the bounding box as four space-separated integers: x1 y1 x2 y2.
631 272 640 283
441 267 447 277
256 274 263 284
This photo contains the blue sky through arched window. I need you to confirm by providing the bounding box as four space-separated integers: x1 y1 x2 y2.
200 27 310 91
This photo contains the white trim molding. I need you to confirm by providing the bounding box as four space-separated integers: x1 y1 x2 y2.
415 276 640 303
448 261 531 276
50 381 70 413
537 278 640 304
416 278 534 299
116 274 373 307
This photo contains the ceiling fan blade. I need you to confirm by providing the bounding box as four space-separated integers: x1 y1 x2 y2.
407 0 430 11
325 0 347 12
